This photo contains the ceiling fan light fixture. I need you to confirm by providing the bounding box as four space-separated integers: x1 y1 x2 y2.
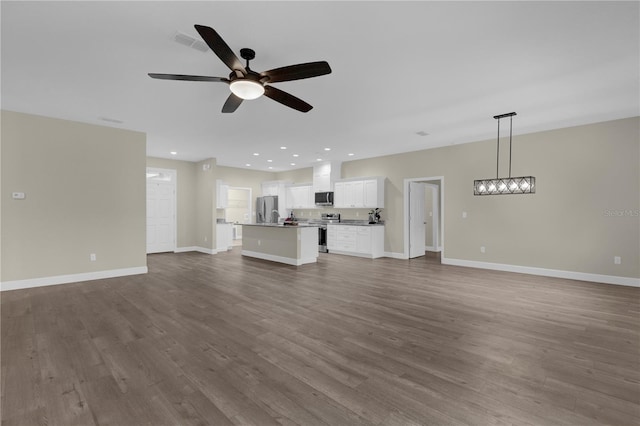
229 79 264 100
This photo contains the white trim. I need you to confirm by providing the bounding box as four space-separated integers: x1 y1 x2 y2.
0 266 148 292
384 251 408 259
174 246 216 255
404 176 445 260
441 257 640 287
241 250 317 266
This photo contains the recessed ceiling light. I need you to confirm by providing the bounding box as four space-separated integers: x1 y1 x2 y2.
290 162 296 166
268 166 273 170
348 153 355 156
293 154 299 157
245 163 251 167
280 146 287 150
170 151 177 155
267 159 273 163
324 147 331 151
253 153 260 156
316 158 323 161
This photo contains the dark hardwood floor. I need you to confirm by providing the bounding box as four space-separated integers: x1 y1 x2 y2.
2 249 639 425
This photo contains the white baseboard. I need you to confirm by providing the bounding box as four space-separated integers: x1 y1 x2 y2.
241 250 317 266
1 266 149 292
384 251 408 259
174 246 216 255
441 257 640 287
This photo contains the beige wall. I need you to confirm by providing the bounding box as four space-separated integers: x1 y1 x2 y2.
343 117 639 279
146 157 197 248
1 110 147 282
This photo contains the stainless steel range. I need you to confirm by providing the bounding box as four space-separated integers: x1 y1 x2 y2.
310 213 340 253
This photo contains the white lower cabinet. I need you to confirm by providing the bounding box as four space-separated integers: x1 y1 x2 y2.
327 225 384 258
216 223 233 252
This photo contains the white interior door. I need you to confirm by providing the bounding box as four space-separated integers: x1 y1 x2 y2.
409 181 426 258
147 168 176 253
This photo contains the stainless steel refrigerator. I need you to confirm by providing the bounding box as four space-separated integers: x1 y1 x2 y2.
256 196 279 223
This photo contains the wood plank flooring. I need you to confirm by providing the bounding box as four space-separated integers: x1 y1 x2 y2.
2 249 639 425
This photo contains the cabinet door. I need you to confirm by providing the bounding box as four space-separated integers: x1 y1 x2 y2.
351 181 364 208
285 186 295 209
262 183 276 196
327 225 338 250
356 227 371 253
334 182 346 207
301 186 313 208
216 180 229 208
363 179 377 208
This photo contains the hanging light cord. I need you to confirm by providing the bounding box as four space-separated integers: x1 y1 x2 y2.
509 115 513 178
496 118 500 179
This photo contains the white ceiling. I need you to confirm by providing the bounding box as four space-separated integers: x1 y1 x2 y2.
2 1 638 171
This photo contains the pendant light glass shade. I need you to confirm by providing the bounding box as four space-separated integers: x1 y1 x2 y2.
230 79 264 100
473 112 536 196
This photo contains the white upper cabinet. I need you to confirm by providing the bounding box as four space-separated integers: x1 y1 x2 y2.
216 179 229 209
286 184 314 209
334 177 385 208
313 161 341 192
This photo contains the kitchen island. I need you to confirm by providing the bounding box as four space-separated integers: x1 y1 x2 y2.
241 224 319 266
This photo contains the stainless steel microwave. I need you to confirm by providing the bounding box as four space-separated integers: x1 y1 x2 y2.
314 191 334 206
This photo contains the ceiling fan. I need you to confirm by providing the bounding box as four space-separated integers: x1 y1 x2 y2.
149 25 332 113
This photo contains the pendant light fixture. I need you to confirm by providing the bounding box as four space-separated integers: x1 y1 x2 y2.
474 112 536 196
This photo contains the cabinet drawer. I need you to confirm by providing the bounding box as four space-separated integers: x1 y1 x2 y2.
337 242 356 251
339 226 357 232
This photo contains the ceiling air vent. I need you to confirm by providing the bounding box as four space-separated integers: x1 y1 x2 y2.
173 31 208 52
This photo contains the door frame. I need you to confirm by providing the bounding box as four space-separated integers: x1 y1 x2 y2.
425 182 441 252
403 176 444 259
408 181 427 258
146 167 177 253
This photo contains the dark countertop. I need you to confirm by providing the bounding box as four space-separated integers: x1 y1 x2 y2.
242 223 320 228
328 221 385 227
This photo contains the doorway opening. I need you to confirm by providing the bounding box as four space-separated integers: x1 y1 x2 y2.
403 176 444 261
226 187 252 246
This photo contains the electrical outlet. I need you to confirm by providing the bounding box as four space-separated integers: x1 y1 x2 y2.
204 236 208 242
462 212 467 219
480 246 486 253
90 253 97 261
258 239 261 246
614 256 621 265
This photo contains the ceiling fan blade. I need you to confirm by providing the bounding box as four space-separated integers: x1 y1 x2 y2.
264 86 312 113
222 93 243 113
194 25 246 74
260 61 331 83
148 73 229 83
